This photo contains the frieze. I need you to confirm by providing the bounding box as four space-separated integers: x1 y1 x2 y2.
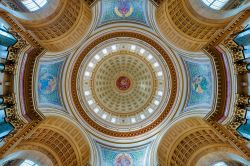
203 10 250 158
0 11 45 158
204 10 250 121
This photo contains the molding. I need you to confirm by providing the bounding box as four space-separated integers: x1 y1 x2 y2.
203 10 250 121
70 31 178 137
202 10 250 159
0 11 45 158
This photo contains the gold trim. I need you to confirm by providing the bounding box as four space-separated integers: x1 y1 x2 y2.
70 32 178 137
89 51 157 116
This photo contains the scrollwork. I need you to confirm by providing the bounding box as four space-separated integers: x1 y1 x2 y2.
3 93 16 105
235 94 250 106
228 106 246 130
5 106 25 129
7 29 28 62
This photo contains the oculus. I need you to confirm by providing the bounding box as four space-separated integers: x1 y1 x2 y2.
70 32 177 137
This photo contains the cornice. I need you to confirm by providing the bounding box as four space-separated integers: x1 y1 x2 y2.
206 120 250 159
0 11 45 158
203 10 250 159
203 10 250 121
0 120 42 157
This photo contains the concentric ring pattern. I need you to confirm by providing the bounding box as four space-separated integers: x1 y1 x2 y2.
91 51 157 116
71 32 177 137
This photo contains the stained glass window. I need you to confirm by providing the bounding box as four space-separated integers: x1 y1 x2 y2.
201 0 230 10
21 0 47 12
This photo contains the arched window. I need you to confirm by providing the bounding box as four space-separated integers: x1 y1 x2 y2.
0 23 16 60
20 160 39 166
21 0 47 12
213 161 228 166
202 0 230 10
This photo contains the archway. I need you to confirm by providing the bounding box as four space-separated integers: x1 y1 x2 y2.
1 116 91 166
157 117 247 166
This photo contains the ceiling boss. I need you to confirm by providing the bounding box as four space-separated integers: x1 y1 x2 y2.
116 76 131 91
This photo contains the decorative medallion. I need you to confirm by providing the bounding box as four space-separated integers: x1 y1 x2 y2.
98 0 149 26
116 76 131 91
114 153 133 166
114 0 134 18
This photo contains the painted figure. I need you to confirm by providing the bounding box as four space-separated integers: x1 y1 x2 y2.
114 0 134 17
39 69 57 95
114 153 133 166
192 75 208 94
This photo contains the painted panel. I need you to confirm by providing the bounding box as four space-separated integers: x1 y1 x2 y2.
98 0 149 26
97 143 151 166
37 60 64 108
185 61 213 109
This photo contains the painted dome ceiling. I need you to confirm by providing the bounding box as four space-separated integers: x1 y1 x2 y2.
77 39 171 132
2 0 250 165
67 33 178 137
31 0 220 140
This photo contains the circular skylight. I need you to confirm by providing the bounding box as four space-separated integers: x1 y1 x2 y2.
77 39 170 131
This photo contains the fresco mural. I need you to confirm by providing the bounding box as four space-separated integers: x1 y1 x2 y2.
114 153 133 166
98 0 149 26
37 60 64 108
97 143 151 166
185 60 213 109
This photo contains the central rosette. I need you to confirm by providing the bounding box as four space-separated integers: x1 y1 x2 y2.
116 76 131 91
